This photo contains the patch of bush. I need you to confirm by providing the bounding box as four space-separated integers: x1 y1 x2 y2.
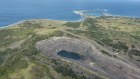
54 64 87 79
101 50 112 57
128 49 140 57
30 66 44 79
50 59 87 79
64 22 81 28
21 21 42 28
0 67 7 77
83 18 97 30
12 60 28 69
102 41 128 52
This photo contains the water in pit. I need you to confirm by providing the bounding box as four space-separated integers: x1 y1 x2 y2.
57 50 81 60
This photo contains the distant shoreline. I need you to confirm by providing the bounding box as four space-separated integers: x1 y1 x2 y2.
0 16 139 29
1 9 140 29
0 18 83 29
0 19 65 29
0 20 27 29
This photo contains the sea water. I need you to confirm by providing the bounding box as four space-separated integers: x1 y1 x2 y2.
0 0 140 27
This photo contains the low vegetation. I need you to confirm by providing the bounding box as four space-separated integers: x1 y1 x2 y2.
0 17 140 79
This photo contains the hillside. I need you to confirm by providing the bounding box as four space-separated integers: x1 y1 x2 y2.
0 16 140 79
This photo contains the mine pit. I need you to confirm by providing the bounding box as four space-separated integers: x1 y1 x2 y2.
36 37 94 59
36 37 140 79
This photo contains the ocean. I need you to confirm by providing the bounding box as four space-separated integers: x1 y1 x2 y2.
0 0 140 27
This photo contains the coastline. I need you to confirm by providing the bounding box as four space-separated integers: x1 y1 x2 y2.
0 18 84 29
0 19 68 29
0 15 139 29
0 20 27 29
1 9 140 29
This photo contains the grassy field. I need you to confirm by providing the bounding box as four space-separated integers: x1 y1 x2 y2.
0 17 140 79
67 17 140 57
